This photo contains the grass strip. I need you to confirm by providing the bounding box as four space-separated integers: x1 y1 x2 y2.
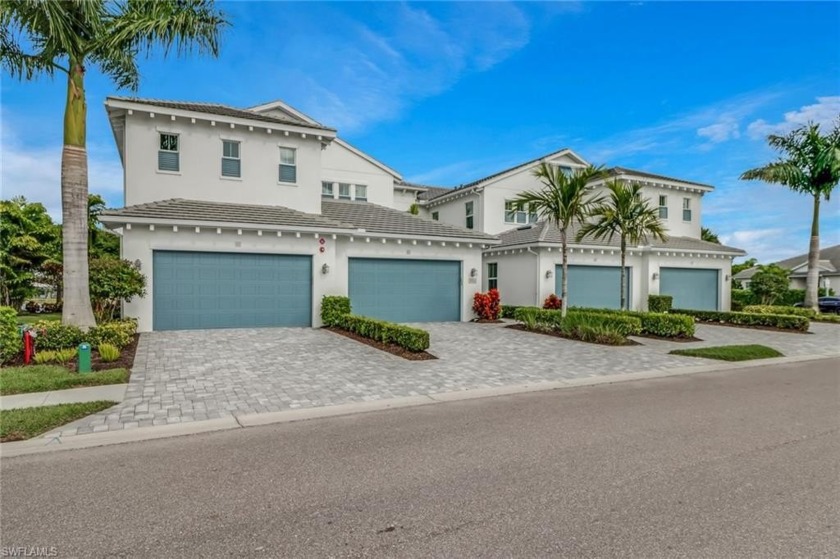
0 365 129 396
669 344 783 362
1 401 116 442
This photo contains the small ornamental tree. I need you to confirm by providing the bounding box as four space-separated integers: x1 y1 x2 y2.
89 259 147 322
472 289 501 320
543 294 562 310
749 264 790 305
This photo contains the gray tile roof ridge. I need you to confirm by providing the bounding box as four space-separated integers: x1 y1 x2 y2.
608 166 715 189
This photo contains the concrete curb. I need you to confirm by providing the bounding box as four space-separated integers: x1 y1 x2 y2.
2 353 837 458
0 383 129 410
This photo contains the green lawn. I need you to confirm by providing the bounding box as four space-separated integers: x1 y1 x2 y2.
0 401 116 442
670 344 783 362
0 365 129 396
16 312 61 324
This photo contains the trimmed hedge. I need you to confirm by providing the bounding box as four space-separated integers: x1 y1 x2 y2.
513 307 643 339
500 305 522 319
321 296 351 326
87 319 138 349
1 307 22 364
571 307 695 338
672 309 810 332
648 295 673 313
335 314 430 352
32 319 138 351
743 305 817 319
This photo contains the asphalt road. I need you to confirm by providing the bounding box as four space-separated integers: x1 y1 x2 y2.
1 359 838 558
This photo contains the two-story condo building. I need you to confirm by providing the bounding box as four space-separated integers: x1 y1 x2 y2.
100 96 742 331
100 97 497 331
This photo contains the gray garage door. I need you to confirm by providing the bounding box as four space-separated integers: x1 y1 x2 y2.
348 258 461 323
660 267 719 311
153 251 312 330
555 265 632 309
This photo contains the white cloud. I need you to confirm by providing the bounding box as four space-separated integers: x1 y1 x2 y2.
746 96 840 139
697 116 740 143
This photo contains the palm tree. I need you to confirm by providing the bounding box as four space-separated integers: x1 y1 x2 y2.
512 164 606 316
701 227 720 244
0 1 227 328
741 122 840 311
577 180 668 310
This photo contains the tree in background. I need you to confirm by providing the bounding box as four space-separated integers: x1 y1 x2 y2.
88 194 120 259
731 257 758 288
577 180 668 310
749 264 791 305
1 0 227 328
512 164 606 317
701 227 720 244
741 122 840 311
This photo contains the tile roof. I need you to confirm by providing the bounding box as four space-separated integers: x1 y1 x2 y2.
100 199 354 230
108 97 336 131
734 244 840 280
320 199 497 240
417 186 454 200
607 167 715 190
493 220 744 254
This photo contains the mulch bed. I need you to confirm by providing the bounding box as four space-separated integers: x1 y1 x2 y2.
5 334 140 371
325 327 437 361
505 324 641 346
695 322 812 334
632 333 703 343
472 319 505 324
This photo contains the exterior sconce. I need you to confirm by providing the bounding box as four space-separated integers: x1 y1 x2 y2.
321 263 330 275
134 259 142 270
725 274 730 281
652 272 659 280
470 268 478 278
545 270 553 279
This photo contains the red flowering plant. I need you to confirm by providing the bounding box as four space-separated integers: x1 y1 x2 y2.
543 293 563 310
472 289 501 320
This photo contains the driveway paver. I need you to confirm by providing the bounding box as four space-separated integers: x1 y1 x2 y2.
48 321 840 438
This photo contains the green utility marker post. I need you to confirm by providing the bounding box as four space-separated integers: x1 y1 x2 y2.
78 343 92 373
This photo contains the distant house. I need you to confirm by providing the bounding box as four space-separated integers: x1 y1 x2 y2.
733 244 840 291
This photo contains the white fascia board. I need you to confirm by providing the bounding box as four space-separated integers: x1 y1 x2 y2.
247 100 323 126
483 241 744 256
334 138 402 180
104 98 337 139
590 173 714 193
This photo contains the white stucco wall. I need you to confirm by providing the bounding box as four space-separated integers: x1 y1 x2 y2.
392 188 420 212
430 193 481 233
120 226 485 331
320 141 398 207
123 114 324 214
483 251 539 306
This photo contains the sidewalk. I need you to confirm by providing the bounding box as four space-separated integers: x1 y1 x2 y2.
0 384 128 410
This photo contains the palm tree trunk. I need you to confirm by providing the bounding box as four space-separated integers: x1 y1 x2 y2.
561 229 568 318
620 237 627 310
61 59 96 329
804 194 821 310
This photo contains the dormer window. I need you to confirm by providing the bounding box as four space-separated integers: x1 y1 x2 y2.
158 133 179 172
278 147 296 183
221 140 240 178
658 195 668 219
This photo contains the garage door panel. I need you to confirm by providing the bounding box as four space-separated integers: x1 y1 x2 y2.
660 268 719 311
153 251 312 330
349 258 460 323
555 265 631 309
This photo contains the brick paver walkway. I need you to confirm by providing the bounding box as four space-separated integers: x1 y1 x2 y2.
50 321 840 438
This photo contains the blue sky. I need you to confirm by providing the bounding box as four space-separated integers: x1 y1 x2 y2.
2 1 838 262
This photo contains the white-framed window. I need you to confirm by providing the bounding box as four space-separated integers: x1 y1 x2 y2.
355 184 367 201
338 183 351 199
504 201 538 224
278 147 296 183
558 165 573 176
487 262 498 290
658 195 668 219
321 181 334 198
158 133 179 172
465 201 474 229
432 211 439 221
221 140 240 178
682 198 692 221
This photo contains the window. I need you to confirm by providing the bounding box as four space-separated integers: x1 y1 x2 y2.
658 195 668 219
321 181 334 198
487 263 498 290
158 133 179 172
558 165 573 176
505 201 538 224
465 201 474 229
338 183 351 199
682 198 692 221
432 211 439 221
355 184 367 201
221 140 240 178
278 147 296 183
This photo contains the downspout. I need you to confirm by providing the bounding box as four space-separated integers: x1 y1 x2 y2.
527 247 540 306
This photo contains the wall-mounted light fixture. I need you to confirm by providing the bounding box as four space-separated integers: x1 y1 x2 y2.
725 274 730 281
470 268 478 278
321 263 330 275
652 272 659 280
545 270 553 279
134 259 142 270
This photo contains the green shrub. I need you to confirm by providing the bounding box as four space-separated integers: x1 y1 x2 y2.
774 287 836 307
52 348 77 365
0 306 22 364
814 314 840 324
513 307 642 340
672 309 810 332
648 295 673 313
732 289 758 311
89 258 147 322
335 314 430 352
513 307 539 329
33 320 83 351
570 307 695 338
97 343 121 362
33 350 57 365
321 296 351 327
87 319 137 349
500 305 522 319
743 305 817 319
